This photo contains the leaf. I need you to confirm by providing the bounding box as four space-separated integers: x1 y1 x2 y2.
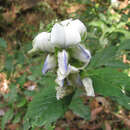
24 78 72 128
4 84 18 104
113 95 130 110
13 113 21 124
69 89 91 120
89 46 117 68
4 55 14 78
1 109 14 130
89 20 108 32
87 68 130 109
103 60 129 69
89 46 129 69
0 38 7 48
117 39 130 53
16 97 27 108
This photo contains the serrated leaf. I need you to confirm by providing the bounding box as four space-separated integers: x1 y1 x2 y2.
89 46 117 68
87 68 130 109
0 38 7 48
89 46 129 69
69 89 91 120
24 80 72 128
1 109 14 130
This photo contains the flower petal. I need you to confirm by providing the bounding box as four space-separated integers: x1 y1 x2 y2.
70 19 87 40
42 54 56 75
33 32 54 52
72 44 91 64
64 26 81 47
68 65 79 73
55 76 64 87
82 78 95 97
58 50 68 75
51 23 65 48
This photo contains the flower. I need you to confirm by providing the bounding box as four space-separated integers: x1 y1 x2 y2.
61 19 87 40
51 19 87 48
51 23 81 48
30 18 94 100
72 44 91 64
111 0 119 8
56 50 79 87
29 19 87 53
82 78 95 97
32 32 54 52
42 54 56 75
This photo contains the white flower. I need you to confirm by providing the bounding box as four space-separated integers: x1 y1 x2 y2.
58 50 69 76
32 32 54 52
42 54 56 75
111 0 119 8
51 23 81 48
56 50 79 87
69 19 87 40
72 44 91 64
29 18 93 100
61 19 87 40
82 78 95 97
30 19 87 52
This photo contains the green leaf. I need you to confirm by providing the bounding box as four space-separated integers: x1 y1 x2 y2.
89 20 108 32
89 46 129 69
1 109 14 130
114 95 130 110
87 68 130 109
103 60 129 69
13 113 21 124
117 39 130 53
16 97 27 108
4 55 14 78
0 38 7 48
89 46 117 68
69 89 91 120
4 84 18 104
24 80 72 128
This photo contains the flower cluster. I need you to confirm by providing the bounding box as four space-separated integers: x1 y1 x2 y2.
30 19 95 99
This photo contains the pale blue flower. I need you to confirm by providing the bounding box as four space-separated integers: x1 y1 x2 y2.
42 54 56 75
72 44 91 64
56 50 79 87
